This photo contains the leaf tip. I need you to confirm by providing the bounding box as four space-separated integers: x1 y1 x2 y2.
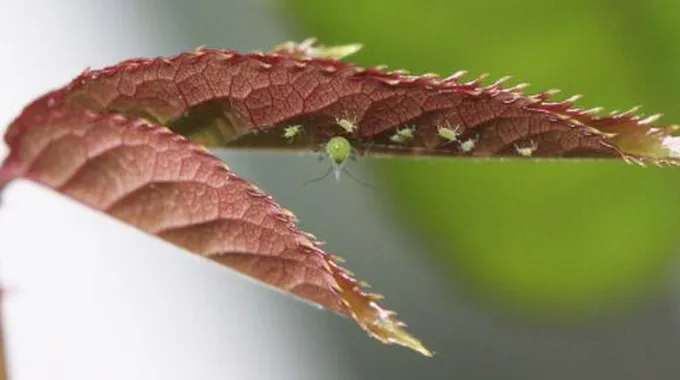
368 305 434 357
328 261 433 356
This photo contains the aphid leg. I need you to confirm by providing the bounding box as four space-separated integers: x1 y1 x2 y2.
305 166 335 185
349 145 362 162
304 162 372 188
334 150 373 188
305 155 347 184
312 139 328 161
316 151 326 162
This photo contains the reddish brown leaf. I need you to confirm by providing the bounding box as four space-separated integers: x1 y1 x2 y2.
0 108 430 355
3 39 680 357
5 39 678 165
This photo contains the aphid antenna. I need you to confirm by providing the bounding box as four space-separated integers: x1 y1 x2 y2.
349 146 363 161
304 160 373 189
341 166 374 189
304 166 335 185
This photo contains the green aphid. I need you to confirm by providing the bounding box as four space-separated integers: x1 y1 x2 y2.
282 125 303 142
390 126 416 143
307 136 371 186
437 124 460 144
309 136 353 183
325 136 352 168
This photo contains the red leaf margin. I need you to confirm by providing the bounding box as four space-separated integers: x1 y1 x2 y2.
5 38 679 164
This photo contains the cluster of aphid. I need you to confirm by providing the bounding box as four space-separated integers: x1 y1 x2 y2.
434 124 474 153
380 122 478 154
391 123 539 157
386 122 480 154
281 117 541 185
280 117 362 184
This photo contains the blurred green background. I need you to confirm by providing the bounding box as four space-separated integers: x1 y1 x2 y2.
111 0 680 378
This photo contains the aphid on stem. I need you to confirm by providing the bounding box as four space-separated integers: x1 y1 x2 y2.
514 140 538 157
390 125 416 144
282 124 303 143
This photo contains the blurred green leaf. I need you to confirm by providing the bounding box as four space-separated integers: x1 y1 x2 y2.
285 0 680 318
381 159 680 317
